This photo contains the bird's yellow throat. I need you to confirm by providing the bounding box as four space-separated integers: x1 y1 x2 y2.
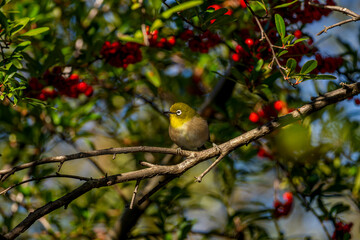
169 114 191 128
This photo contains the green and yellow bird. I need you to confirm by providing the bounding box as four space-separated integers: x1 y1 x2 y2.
165 102 209 150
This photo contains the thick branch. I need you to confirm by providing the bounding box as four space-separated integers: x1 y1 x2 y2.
3 82 360 239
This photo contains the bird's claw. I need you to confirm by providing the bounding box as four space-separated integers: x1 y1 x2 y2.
176 147 183 155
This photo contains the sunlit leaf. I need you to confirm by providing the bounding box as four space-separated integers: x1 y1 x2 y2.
274 0 298 9
275 14 285 38
300 60 317 74
20 27 49 37
161 1 203 19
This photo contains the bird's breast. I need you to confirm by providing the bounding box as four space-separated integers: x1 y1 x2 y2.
169 116 209 150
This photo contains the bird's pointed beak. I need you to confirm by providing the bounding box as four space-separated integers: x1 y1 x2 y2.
163 111 175 116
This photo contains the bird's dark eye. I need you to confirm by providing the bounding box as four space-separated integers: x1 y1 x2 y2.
176 110 182 116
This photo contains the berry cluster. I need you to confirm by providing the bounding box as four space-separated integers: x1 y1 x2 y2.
180 30 221 53
273 192 293 218
231 30 275 71
27 67 93 100
332 221 353 240
232 43 251 62
275 0 336 24
249 100 290 124
100 41 142 68
207 4 233 24
146 26 176 49
313 54 343 74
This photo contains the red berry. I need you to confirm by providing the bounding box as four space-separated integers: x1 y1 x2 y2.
274 100 286 111
249 112 259 123
245 38 254 47
41 88 57 99
77 82 88 93
257 109 265 118
167 36 176 46
225 9 233 16
294 30 302 38
38 92 47 101
235 45 244 53
239 0 247 8
207 4 221 11
355 99 360 105
282 192 293 203
84 85 93 97
68 73 80 82
231 53 240 62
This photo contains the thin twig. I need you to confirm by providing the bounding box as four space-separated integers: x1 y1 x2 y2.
129 180 141 209
194 152 226 183
0 173 90 195
316 17 360 36
308 0 360 36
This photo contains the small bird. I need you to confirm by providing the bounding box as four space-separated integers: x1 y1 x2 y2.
165 102 209 150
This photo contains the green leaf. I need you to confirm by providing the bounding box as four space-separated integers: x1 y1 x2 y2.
286 58 297 73
274 0 298 9
278 50 288 57
12 40 31 54
0 10 8 32
310 74 337 80
300 60 317 74
294 37 309 44
329 203 350 217
11 58 22 69
20 27 49 37
131 3 141 10
255 59 264 71
275 14 285 38
118 35 143 44
10 17 29 35
353 166 360 197
161 1 203 19
145 64 161 87
282 34 294 45
150 0 162 10
150 19 164 31
253 1 267 12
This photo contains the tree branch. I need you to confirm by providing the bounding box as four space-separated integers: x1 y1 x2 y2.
308 1 360 36
3 82 360 239
0 173 90 195
0 146 192 182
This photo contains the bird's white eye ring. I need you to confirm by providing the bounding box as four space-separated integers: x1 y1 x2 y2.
176 110 182 115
